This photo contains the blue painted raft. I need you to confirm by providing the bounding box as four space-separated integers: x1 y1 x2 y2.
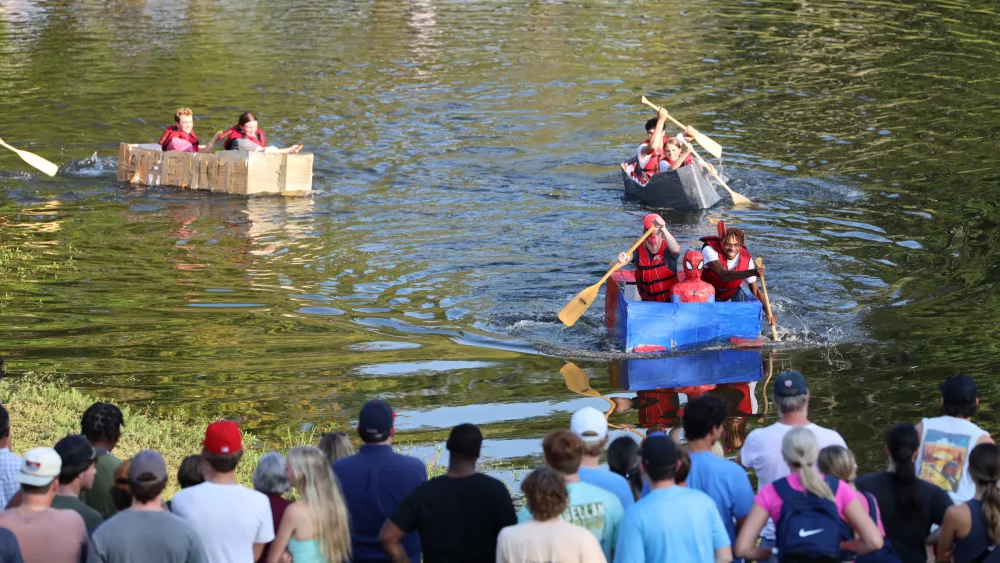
611 350 764 391
604 270 763 352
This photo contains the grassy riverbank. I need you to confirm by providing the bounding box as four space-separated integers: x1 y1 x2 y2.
2 372 325 498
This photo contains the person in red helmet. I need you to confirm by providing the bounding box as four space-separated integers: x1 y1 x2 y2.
613 213 681 302
671 250 716 303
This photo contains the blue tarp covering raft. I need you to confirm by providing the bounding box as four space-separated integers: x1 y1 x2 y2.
611 350 764 391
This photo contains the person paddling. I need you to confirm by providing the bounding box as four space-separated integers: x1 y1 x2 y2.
158 108 220 153
613 213 681 302
700 225 774 323
217 112 304 154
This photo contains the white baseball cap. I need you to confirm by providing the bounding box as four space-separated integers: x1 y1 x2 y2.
570 407 609 443
17 447 61 487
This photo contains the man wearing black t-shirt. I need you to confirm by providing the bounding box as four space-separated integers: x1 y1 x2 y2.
379 423 517 563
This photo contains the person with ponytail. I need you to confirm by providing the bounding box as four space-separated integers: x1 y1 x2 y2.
607 436 643 501
937 443 1000 563
267 446 351 563
218 111 305 154
857 424 953 563
735 427 883 562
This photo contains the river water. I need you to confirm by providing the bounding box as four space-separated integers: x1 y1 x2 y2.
1 0 998 470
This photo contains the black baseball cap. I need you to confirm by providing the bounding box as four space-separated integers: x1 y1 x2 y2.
446 423 483 459
774 371 808 397
357 399 395 442
640 434 678 471
54 434 96 477
940 374 977 406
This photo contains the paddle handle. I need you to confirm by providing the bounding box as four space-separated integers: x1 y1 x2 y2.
599 227 657 286
640 97 689 133
754 257 778 340
0 139 15 152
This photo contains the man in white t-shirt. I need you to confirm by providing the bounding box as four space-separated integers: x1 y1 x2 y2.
171 421 274 563
700 226 772 321
737 370 846 562
915 374 994 503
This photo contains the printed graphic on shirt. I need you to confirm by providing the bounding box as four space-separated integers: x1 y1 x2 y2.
919 429 970 493
561 503 607 540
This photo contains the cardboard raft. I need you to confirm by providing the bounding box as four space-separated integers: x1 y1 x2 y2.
117 143 313 196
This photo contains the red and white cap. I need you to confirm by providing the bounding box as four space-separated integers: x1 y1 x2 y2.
17 447 61 486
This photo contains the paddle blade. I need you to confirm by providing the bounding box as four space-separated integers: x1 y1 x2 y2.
688 126 723 159
557 283 601 327
560 363 601 397
728 189 754 206
18 151 58 177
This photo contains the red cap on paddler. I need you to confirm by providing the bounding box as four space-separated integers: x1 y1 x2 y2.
643 213 662 231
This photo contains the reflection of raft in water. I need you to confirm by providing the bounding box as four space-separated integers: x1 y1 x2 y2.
620 162 721 210
117 143 313 196
611 350 764 391
604 270 763 352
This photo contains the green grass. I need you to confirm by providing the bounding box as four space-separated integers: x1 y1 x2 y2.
2 372 320 498
1 372 523 499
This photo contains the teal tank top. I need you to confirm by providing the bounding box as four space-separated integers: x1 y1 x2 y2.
288 537 325 563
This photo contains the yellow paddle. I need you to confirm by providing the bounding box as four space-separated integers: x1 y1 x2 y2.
683 140 754 206
0 137 58 177
560 363 643 436
640 96 722 158
558 227 656 327
754 257 778 340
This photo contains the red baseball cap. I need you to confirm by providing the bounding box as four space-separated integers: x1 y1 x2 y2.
204 420 243 455
643 213 662 230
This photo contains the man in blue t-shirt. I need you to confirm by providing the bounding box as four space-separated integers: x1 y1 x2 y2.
683 395 755 562
333 399 427 562
571 407 635 509
614 435 732 563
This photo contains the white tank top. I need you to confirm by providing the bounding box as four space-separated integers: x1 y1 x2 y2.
918 416 989 503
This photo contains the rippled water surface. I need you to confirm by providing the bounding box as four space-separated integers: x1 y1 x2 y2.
2 0 1000 469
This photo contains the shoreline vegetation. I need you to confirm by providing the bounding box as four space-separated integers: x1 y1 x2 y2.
2 372 514 499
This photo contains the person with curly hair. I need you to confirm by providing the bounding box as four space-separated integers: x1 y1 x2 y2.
497 467 605 563
79 402 125 518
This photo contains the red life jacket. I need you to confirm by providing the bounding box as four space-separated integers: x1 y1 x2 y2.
635 243 678 302
221 126 266 150
637 141 663 176
158 125 199 152
663 154 694 168
700 236 752 301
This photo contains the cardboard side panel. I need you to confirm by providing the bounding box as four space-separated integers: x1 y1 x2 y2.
283 154 314 195
245 153 286 195
160 152 198 189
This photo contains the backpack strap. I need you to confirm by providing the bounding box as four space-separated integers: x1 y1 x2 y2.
773 477 797 501
822 474 840 495
970 545 997 563
862 491 879 523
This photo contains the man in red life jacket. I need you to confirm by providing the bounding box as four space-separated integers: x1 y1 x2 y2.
157 108 220 153
700 226 778 324
626 108 697 183
671 250 715 303
614 213 681 302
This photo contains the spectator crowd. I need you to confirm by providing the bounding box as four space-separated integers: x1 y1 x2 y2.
0 371 995 563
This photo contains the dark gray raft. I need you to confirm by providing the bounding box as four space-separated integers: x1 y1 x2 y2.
621 162 722 210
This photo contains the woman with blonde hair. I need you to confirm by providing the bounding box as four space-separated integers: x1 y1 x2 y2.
317 432 355 465
267 446 351 563
937 443 1000 563
735 427 883 562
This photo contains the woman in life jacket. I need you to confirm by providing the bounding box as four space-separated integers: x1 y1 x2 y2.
218 111 304 154
613 213 681 302
735 427 884 562
623 107 697 184
158 108 221 153
700 226 777 324
937 443 1000 563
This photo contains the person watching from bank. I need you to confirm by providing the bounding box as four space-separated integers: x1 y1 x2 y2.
916 374 993 504
217 112 304 154
0 405 21 508
571 407 635 509
333 399 427 563
158 108 221 153
936 443 1000 563
90 449 209 563
251 452 291 563
517 430 624 562
267 446 351 563
613 213 681 302
497 467 606 563
53 434 102 531
171 420 275 563
380 423 516 563
317 432 354 465
80 402 125 519
0 447 88 563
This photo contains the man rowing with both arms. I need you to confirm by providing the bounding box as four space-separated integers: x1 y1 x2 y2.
700 224 777 323
613 214 681 302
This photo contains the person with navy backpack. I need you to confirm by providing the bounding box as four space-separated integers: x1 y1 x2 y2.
734 427 884 563
937 443 1000 563
819 445 902 563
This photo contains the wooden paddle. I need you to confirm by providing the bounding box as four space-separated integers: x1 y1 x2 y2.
558 227 656 327
0 138 58 177
560 362 643 436
640 96 722 158
754 257 778 340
